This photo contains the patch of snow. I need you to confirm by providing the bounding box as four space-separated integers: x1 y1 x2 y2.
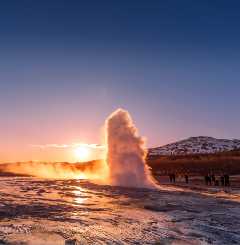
148 136 240 156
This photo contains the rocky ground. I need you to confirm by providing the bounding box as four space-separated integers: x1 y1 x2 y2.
0 177 239 245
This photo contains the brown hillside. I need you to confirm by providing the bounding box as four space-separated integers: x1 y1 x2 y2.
147 150 240 175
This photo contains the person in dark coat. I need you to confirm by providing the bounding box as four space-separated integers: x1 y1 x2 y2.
172 173 176 183
224 174 230 186
220 175 225 186
169 174 172 183
185 175 189 184
208 174 212 185
204 175 208 185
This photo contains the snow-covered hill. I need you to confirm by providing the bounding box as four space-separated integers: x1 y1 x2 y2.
148 136 240 156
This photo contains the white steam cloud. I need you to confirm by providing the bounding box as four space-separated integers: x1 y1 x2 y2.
105 108 156 188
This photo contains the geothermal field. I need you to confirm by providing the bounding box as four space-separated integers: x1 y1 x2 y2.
0 177 240 245
1 1 240 244
0 110 239 245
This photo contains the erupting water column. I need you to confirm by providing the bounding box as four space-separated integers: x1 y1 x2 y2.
105 109 156 188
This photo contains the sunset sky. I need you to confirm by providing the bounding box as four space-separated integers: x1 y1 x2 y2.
0 1 240 162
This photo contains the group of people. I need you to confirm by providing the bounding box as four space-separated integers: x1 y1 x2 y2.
168 173 176 183
205 174 230 186
169 173 189 184
167 173 230 187
168 173 189 184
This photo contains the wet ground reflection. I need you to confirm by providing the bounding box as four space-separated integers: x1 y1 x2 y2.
0 177 239 244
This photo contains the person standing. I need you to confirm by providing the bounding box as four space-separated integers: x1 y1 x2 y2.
185 175 189 184
208 174 212 186
220 175 225 186
204 175 208 185
169 174 172 183
172 173 176 183
224 174 230 187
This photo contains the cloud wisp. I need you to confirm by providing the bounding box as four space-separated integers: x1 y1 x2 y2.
31 143 105 150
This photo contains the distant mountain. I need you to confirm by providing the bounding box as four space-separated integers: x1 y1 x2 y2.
148 136 240 156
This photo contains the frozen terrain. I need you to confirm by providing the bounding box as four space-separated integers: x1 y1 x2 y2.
149 136 240 156
0 177 239 244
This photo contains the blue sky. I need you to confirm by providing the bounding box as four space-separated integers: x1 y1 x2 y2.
0 0 240 161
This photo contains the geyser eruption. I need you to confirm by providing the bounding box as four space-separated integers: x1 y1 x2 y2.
105 109 156 188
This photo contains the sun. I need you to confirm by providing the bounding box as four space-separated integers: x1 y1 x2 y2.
74 145 91 162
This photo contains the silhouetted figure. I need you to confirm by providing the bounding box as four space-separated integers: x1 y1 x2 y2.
208 174 212 185
204 175 208 185
185 175 189 184
169 174 172 183
224 174 230 187
172 173 176 183
220 175 225 186
205 175 211 185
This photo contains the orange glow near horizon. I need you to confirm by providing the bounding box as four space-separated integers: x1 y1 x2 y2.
74 145 91 162
0 142 106 163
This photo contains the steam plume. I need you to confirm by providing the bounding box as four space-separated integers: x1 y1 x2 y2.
105 108 156 188
0 161 107 180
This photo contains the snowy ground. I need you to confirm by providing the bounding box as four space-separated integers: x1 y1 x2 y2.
149 136 240 155
0 177 239 245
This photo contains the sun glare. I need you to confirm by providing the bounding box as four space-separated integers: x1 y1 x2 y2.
74 145 91 162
